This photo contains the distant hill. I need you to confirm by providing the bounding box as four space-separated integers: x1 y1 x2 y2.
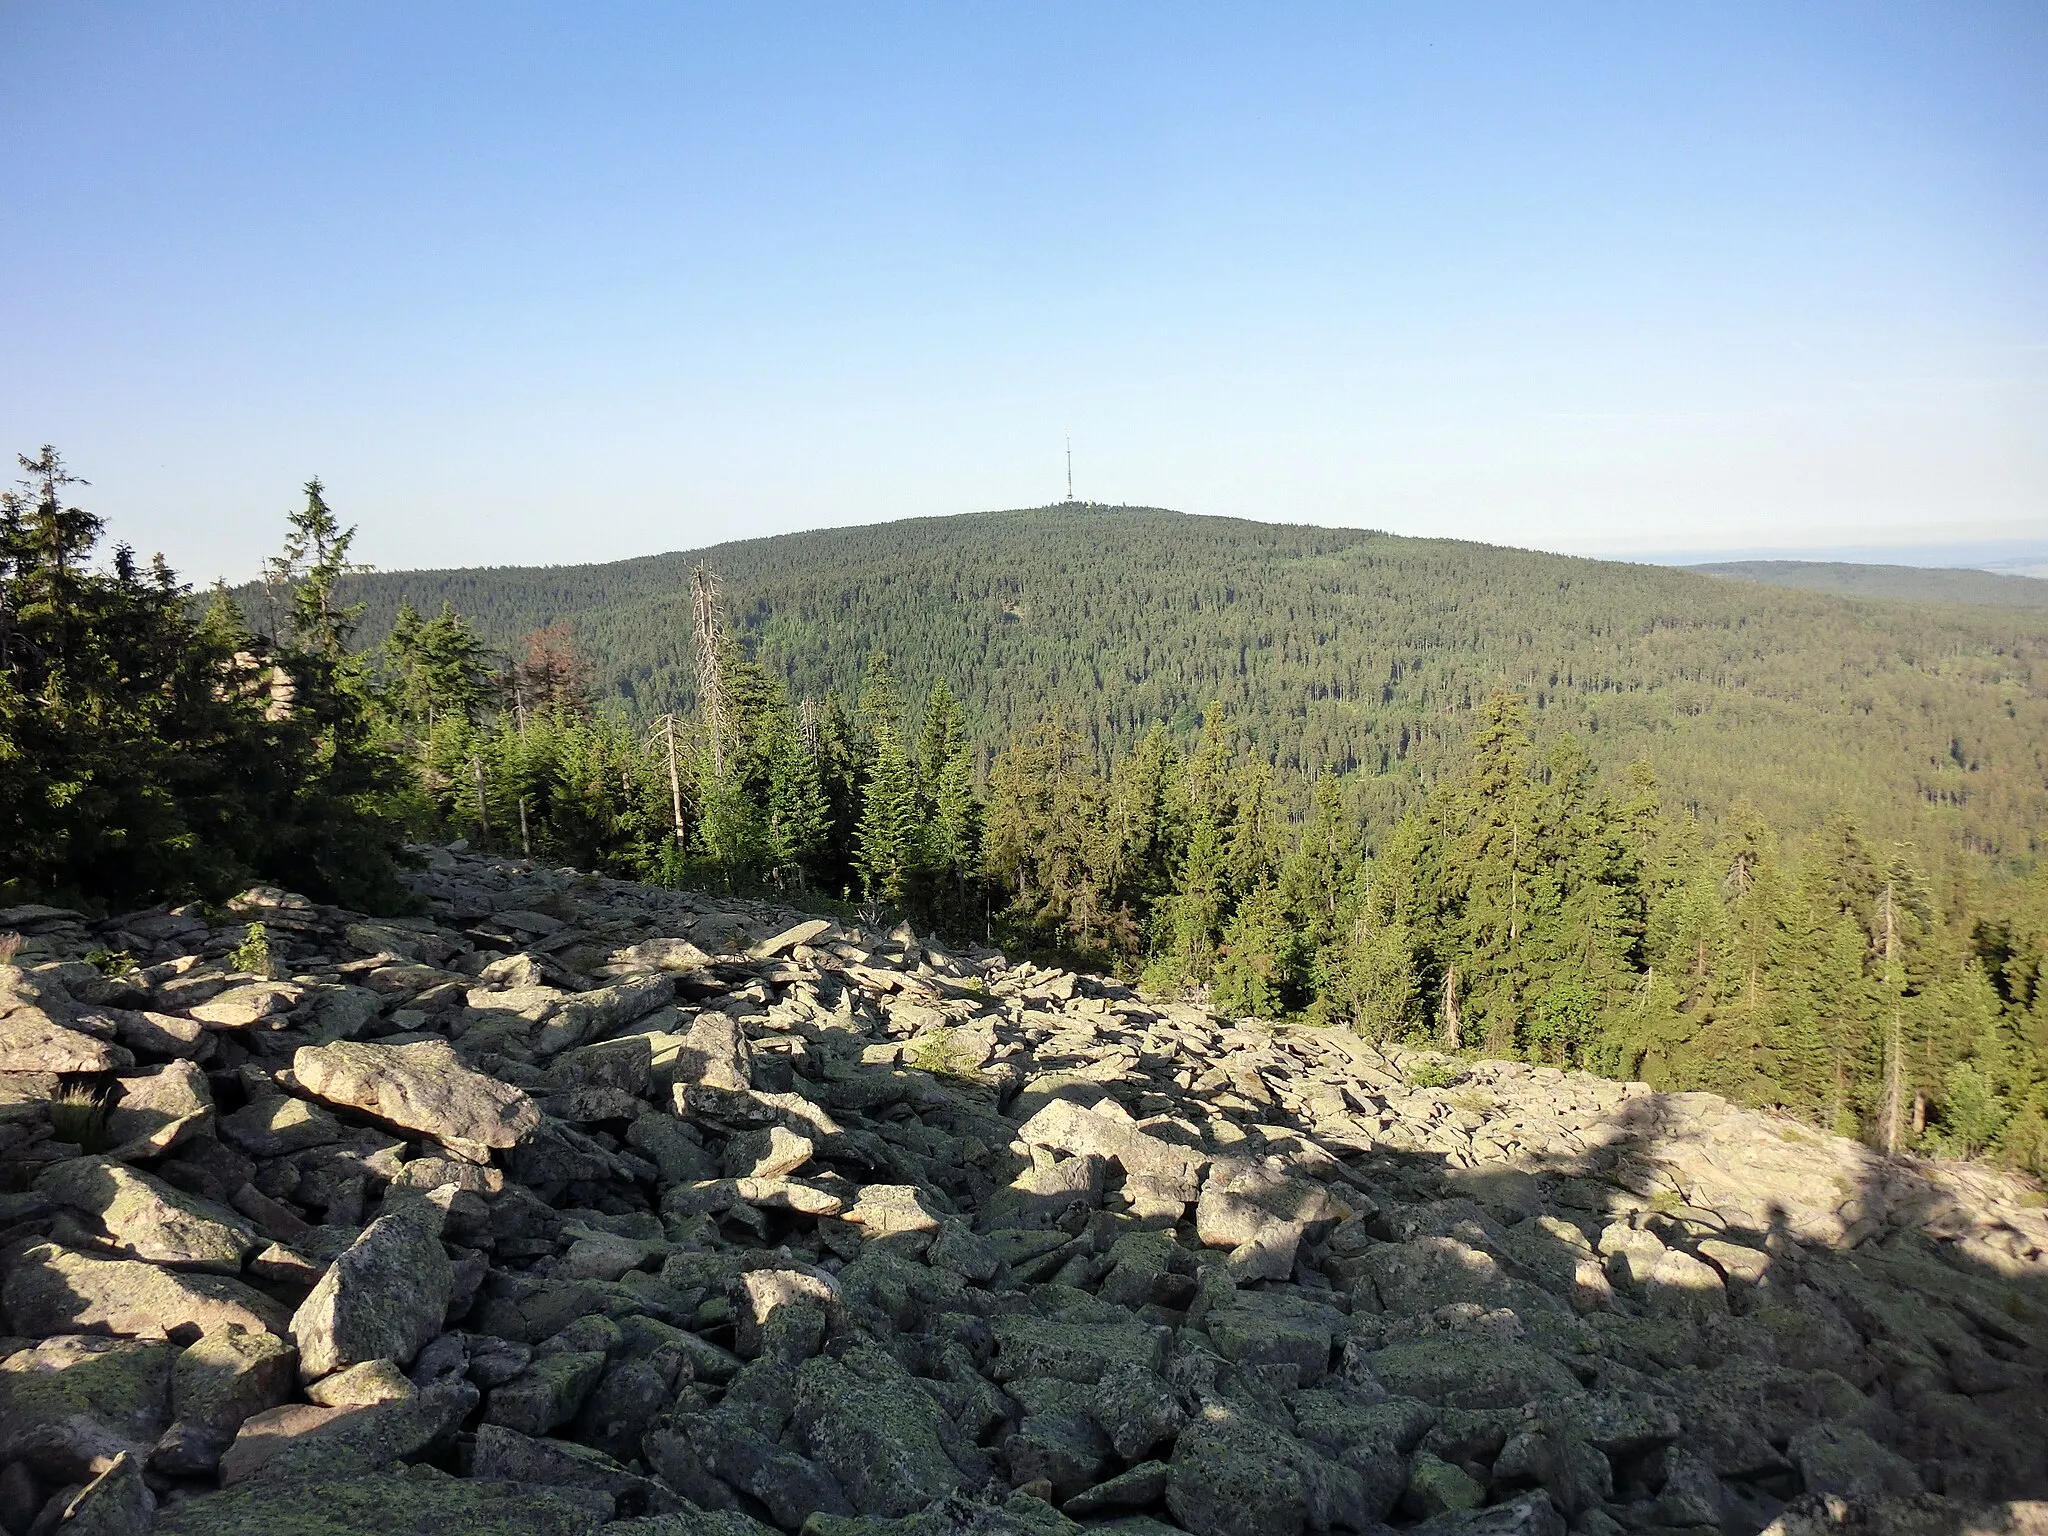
301 504 2048 862
1692 559 2048 610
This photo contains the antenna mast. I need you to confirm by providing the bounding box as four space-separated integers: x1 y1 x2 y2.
1066 435 1073 504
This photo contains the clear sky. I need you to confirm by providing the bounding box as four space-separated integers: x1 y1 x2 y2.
3 3 2044 581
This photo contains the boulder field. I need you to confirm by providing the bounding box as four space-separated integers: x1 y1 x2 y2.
0 849 2042 1536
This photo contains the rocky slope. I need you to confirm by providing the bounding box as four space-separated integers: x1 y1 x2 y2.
0 851 2044 1536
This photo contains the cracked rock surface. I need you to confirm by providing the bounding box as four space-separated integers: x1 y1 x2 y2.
0 851 2044 1536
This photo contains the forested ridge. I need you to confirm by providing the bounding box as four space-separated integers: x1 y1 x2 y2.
9 457 2048 1181
1696 559 2048 612
317 503 2048 864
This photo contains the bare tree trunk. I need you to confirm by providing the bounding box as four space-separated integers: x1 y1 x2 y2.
691 564 726 782
661 714 685 844
518 796 531 858
1442 965 1461 1051
471 755 490 846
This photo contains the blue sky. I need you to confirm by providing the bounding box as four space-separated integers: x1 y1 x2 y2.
3 3 2044 580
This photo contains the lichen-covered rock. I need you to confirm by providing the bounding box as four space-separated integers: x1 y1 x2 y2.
307 1357 418 1406
793 1343 968 1516
35 1157 259 1272
293 1038 542 1148
172 1325 296 1431
20 845 2047 1536
219 1377 477 1484
484 1349 608 1435
1205 1293 1342 1386
292 1200 454 1378
0 1335 175 1480
221 1092 346 1154
992 1315 1170 1385
1368 1336 1583 1410
1089 1361 1183 1463
1403 1451 1484 1518
53 1449 153 1536
154 1467 610 1536
2 1242 288 1340
471 1421 673 1516
1166 1408 1316 1536
1788 1422 1924 1500
0 1007 131 1071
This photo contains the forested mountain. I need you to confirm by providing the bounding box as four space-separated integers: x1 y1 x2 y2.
13 454 2048 1178
313 504 2048 865
1694 558 2048 611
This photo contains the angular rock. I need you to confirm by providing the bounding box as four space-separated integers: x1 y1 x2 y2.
291 1201 454 1378
2 1242 288 1340
54 1450 153 1536
294 1038 541 1149
191 982 304 1028
155 1468 608 1536
485 1350 608 1434
221 1092 345 1154
172 1325 296 1431
307 1357 418 1406
35 1157 259 1272
0 1008 130 1072
218 1377 477 1484
794 1343 968 1516
0 1335 175 1480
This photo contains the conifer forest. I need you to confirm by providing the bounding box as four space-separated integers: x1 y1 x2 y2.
6 453 2047 1179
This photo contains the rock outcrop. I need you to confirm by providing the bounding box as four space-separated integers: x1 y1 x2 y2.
0 853 2042 1536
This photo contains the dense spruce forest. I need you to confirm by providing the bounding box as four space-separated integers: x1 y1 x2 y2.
1696 558 2048 611
7 455 2048 1180
316 504 2048 864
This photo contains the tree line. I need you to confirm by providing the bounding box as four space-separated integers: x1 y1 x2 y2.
5 456 2044 1178
316 502 2048 871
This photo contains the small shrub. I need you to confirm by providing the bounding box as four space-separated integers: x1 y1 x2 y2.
0 933 21 965
229 922 271 975
1405 1058 1463 1090
909 1027 980 1081
48 1080 117 1152
1446 1087 1497 1116
85 948 137 978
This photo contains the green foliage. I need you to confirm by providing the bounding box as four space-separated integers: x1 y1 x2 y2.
0 449 409 912
228 922 271 976
1404 1059 1465 1090
315 503 2048 869
48 1080 116 1153
84 948 136 978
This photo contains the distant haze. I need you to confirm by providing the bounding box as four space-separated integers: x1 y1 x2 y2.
2 4 2043 582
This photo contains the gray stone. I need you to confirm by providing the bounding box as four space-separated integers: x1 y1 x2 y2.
0 1335 175 1481
292 1201 454 1378
485 1350 608 1435
172 1325 296 1430
219 1377 477 1484
2 1242 288 1341
1787 1422 1923 1500
1091 1363 1184 1461
35 1157 258 1272
294 1038 542 1149
154 1468 608 1536
54 1450 152 1536
794 1343 967 1516
1062 1460 1170 1517
221 1092 346 1154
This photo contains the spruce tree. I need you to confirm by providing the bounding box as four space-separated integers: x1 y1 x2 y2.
855 721 921 905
